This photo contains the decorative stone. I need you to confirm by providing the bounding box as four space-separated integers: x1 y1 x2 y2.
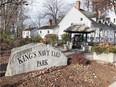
5 43 67 76
93 52 116 63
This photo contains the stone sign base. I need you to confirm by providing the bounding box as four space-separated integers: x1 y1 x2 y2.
5 43 67 76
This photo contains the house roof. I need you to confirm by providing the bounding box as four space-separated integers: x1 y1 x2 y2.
79 8 116 30
77 7 116 30
24 27 37 31
91 20 116 30
64 24 94 33
62 6 116 32
71 6 97 19
79 9 97 18
39 25 57 30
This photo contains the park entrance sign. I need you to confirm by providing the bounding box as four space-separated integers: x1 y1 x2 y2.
5 43 67 76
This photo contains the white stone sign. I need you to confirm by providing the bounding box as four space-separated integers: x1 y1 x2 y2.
5 43 67 76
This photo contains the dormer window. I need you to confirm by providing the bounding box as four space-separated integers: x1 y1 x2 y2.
80 18 83 21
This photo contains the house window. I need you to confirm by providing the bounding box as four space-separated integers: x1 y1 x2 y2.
40 31 42 33
27 32 30 35
80 18 83 21
48 30 49 33
114 18 116 23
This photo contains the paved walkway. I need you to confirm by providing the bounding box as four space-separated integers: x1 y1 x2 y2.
58 48 94 60
59 48 116 66
59 48 116 87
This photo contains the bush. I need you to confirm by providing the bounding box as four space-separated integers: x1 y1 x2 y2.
0 30 15 50
61 33 68 44
20 37 32 45
92 43 116 55
0 32 14 45
33 35 42 42
45 34 58 45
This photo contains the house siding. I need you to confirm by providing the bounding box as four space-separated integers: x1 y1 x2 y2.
22 31 31 38
31 29 38 37
110 15 116 25
57 7 91 39
38 29 54 38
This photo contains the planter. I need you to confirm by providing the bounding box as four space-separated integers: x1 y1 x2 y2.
63 44 67 50
88 46 92 51
93 52 116 63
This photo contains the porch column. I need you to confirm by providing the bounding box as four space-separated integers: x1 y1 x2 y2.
68 33 72 42
85 33 87 43
99 28 102 43
114 31 116 44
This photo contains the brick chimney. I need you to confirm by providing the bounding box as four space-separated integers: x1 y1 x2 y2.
49 19 52 26
75 1 80 10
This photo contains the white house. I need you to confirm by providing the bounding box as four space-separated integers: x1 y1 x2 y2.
22 1 116 44
22 29 31 38
37 25 57 38
55 1 116 44
22 25 58 39
22 27 37 38
91 20 116 43
56 1 96 39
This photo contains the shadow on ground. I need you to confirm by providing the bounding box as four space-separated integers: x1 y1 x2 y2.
0 63 7 77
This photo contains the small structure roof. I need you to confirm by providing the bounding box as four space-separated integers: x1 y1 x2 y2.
64 24 94 33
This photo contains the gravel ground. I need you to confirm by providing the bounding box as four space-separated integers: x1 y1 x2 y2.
0 52 116 87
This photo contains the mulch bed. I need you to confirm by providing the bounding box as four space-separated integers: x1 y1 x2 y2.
0 50 116 87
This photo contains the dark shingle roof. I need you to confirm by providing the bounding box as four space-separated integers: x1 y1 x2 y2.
74 7 97 18
24 27 37 31
39 25 57 30
80 10 97 18
77 8 116 30
91 20 116 30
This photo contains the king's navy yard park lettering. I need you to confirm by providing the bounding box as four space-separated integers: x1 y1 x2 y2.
37 59 48 67
17 50 61 64
5 43 67 76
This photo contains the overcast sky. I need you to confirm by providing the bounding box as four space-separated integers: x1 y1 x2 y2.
24 0 115 27
24 0 78 27
26 0 77 16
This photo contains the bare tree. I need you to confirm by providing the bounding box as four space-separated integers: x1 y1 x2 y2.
0 0 27 9
83 0 116 15
85 0 92 11
37 12 45 27
91 0 116 15
0 0 27 37
111 0 116 14
43 0 64 25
